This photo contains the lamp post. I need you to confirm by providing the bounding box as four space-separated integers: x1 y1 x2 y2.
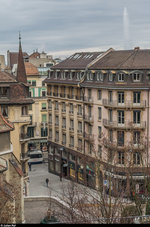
60 147 64 181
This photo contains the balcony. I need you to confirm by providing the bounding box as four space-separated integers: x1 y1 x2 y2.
83 96 93 103
102 99 146 109
103 119 146 130
83 132 94 142
20 133 30 142
83 115 94 124
20 153 29 162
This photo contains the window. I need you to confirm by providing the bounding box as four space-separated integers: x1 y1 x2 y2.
62 102 66 112
88 105 92 118
29 104 32 111
88 89 92 99
109 130 113 142
108 91 112 102
54 71 58 79
0 87 9 97
133 131 140 144
98 90 102 100
117 131 124 146
55 101 59 110
70 119 74 130
49 129 52 139
133 73 141 82
118 92 124 104
32 80 36 86
98 107 102 120
48 100 52 109
55 131 59 142
69 72 73 80
42 90 46 97
41 127 48 137
97 72 103 81
22 106 28 116
70 136 74 147
98 126 102 138
62 134 66 145
118 111 124 124
133 92 141 104
55 116 59 126
42 114 47 123
118 151 125 164
109 109 113 122
133 110 141 124
98 145 102 159
78 139 82 150
49 114 52 124
69 103 74 113
78 105 82 115
118 73 125 82
27 127 34 138
78 121 82 133
1 105 8 117
133 152 141 165
42 103 46 110
62 118 66 129
109 73 113 81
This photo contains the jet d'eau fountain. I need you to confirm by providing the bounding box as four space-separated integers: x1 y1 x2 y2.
123 7 132 50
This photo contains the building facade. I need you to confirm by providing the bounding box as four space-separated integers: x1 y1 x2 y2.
0 112 24 223
25 62 48 151
0 39 34 195
45 47 150 196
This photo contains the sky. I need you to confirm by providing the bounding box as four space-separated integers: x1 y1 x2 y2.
0 0 150 59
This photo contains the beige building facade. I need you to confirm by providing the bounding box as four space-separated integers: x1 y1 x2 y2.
0 113 24 223
45 48 150 196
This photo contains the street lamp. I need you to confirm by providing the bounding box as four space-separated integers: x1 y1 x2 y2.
59 147 64 181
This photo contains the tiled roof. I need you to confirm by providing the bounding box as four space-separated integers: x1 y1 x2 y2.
89 48 150 70
25 62 39 76
51 52 103 70
0 71 16 82
9 51 28 69
29 51 40 58
0 112 14 133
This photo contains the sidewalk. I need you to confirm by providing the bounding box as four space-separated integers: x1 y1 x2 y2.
27 162 71 198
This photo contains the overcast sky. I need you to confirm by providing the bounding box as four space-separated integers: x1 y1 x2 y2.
0 0 150 59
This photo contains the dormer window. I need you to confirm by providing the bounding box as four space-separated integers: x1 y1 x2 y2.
97 72 103 81
76 72 80 81
109 73 113 82
118 73 125 82
54 71 57 79
133 73 141 82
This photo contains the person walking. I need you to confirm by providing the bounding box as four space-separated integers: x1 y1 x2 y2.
46 178 49 187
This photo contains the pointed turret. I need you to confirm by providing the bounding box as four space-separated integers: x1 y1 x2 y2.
16 32 27 84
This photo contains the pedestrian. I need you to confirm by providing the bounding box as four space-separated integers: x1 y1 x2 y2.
46 178 49 187
28 162 32 171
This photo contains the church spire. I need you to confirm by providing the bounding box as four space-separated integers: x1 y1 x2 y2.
16 32 27 84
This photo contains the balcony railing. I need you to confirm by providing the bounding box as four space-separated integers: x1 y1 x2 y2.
103 99 146 109
83 132 94 141
103 119 146 130
20 133 30 141
83 114 94 123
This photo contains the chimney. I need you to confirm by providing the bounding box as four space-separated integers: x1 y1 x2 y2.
134 47 140 51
